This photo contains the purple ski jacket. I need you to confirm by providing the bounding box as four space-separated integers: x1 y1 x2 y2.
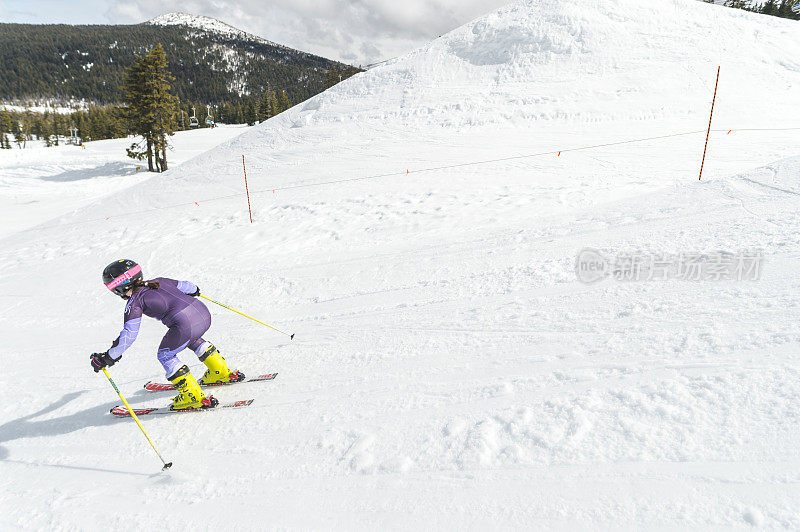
108 278 201 359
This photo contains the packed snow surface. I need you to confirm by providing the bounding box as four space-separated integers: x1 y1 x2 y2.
0 125 249 239
2 0 800 528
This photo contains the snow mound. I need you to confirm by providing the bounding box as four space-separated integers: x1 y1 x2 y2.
242 0 800 133
446 1 593 66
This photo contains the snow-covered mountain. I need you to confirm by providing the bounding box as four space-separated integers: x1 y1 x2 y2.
147 12 288 50
2 0 800 528
0 13 348 104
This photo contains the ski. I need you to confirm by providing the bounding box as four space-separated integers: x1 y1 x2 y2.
143 372 277 392
111 398 254 417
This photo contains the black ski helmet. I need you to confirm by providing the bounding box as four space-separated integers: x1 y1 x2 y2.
103 259 143 299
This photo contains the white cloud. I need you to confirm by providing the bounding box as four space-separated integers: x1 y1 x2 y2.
2 0 110 24
104 0 509 65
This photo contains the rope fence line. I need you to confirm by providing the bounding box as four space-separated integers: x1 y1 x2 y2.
15 125 800 235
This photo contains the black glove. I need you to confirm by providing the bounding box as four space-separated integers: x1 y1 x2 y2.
90 352 118 373
190 286 200 297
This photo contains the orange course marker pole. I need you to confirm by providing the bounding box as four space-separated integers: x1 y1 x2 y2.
699 66 720 181
242 155 253 223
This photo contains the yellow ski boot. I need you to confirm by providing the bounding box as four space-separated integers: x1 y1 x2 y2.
198 344 245 386
169 365 214 410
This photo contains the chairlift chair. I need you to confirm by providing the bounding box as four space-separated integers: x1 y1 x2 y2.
205 105 215 128
189 107 199 128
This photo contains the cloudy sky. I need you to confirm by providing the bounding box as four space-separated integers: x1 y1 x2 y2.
0 0 509 65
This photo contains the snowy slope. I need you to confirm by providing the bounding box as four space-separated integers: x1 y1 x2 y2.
0 125 250 239
2 0 800 528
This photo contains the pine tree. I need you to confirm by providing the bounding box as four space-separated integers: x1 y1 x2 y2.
267 92 279 118
244 100 257 126
75 114 88 143
52 113 61 146
325 65 341 89
0 110 12 148
14 126 24 149
31 114 45 141
222 102 237 124
257 92 270 122
778 0 800 17
41 118 53 147
278 90 291 113
121 44 178 172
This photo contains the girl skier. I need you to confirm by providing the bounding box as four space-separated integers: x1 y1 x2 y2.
90 259 244 410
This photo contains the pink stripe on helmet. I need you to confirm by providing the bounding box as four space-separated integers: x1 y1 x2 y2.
105 264 142 291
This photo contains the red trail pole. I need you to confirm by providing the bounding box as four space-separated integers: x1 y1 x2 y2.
698 66 720 181
242 155 253 223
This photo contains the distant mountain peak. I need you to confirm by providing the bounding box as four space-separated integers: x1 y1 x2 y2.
0 13 349 105
146 12 284 49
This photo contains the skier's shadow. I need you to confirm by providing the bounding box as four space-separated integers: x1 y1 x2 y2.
0 390 161 476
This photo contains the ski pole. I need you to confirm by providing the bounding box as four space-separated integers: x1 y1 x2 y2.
199 294 294 339
102 367 172 471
